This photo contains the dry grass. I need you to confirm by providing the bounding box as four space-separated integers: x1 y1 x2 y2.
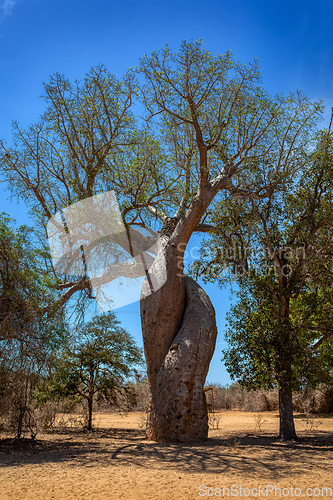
0 411 332 499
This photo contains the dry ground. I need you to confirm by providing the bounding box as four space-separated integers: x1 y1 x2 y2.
0 411 332 499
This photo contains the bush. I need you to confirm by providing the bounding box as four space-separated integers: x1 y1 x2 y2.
0 368 39 439
315 385 333 413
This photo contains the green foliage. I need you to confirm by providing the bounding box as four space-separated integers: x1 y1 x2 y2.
0 213 66 368
223 272 333 392
0 64 175 229
191 127 333 397
38 312 144 428
0 214 68 437
1 41 322 237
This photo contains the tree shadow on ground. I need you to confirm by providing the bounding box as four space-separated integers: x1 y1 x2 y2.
0 428 332 480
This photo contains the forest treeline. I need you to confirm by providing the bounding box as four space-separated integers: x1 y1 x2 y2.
2 374 333 440
122 380 333 415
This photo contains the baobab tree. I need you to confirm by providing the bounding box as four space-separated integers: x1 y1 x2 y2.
0 41 322 441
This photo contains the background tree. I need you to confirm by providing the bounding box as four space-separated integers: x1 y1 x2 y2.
38 312 144 431
0 366 42 439
0 213 66 363
0 41 322 441
190 116 333 440
0 213 66 438
223 273 333 439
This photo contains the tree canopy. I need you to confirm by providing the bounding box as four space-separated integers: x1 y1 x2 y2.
190 116 333 439
0 213 66 369
38 312 144 430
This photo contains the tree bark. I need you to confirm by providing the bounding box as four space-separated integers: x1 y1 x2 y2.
278 358 297 441
87 397 93 431
141 241 218 442
16 407 24 439
276 294 298 441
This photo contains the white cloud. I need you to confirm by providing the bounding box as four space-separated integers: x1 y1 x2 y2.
1 0 16 20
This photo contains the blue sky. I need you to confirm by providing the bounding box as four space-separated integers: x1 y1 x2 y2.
1 0 333 385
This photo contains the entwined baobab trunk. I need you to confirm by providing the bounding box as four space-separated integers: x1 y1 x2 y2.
140 238 218 442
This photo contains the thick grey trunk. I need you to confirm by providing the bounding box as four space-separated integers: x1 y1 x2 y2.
141 242 218 442
141 242 186 388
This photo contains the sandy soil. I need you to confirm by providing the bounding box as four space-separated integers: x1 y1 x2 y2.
0 411 332 499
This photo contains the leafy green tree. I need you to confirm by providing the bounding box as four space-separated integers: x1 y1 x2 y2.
0 41 323 441
223 273 333 436
0 213 67 437
0 213 66 367
39 312 144 430
190 117 333 440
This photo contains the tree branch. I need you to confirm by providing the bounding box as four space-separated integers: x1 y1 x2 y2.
310 330 333 351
